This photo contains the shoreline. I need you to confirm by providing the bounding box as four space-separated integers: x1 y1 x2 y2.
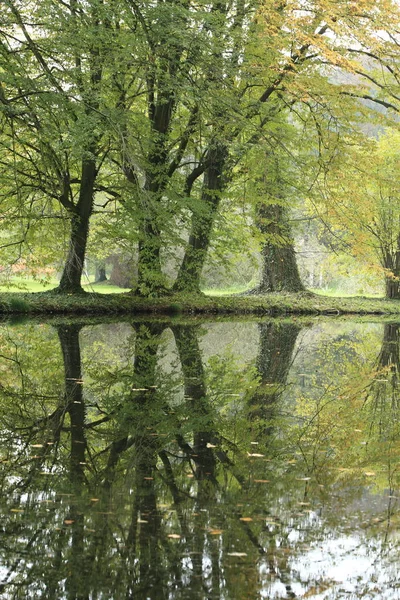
1 290 400 317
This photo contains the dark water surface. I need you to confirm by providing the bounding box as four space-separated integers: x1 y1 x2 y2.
0 318 400 599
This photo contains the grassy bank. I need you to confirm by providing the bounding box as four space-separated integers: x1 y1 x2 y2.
0 289 400 317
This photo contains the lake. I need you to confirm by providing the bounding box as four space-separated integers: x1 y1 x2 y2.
0 317 399 599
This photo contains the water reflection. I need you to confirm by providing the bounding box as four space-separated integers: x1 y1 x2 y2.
0 319 399 598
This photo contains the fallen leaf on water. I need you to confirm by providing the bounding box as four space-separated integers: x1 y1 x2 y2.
209 529 223 535
167 534 181 539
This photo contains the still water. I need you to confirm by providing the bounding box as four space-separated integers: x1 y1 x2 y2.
0 317 399 599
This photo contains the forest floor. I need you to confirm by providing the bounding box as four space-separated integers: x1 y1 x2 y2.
1 288 400 317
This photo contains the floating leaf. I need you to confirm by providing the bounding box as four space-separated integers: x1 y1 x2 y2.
209 529 223 535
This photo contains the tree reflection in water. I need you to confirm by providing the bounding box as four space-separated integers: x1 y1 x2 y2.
0 319 399 598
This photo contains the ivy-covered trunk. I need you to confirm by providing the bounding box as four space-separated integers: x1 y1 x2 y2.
136 218 164 295
57 159 96 294
255 203 304 293
173 144 228 294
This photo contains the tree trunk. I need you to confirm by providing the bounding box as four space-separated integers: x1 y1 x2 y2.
251 203 305 294
382 241 400 299
136 220 165 296
56 159 96 294
385 277 400 299
109 253 136 288
95 261 107 282
173 143 228 294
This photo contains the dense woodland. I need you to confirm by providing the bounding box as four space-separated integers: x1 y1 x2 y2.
2 0 400 298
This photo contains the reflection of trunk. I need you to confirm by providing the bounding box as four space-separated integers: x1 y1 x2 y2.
57 324 89 600
373 324 400 411
252 204 304 293
57 324 87 483
135 441 166 600
172 324 220 597
101 323 167 597
173 143 228 294
130 322 166 598
248 322 302 426
172 325 217 482
57 159 96 294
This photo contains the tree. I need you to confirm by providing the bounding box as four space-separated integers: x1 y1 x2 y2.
0 0 141 292
315 130 400 298
171 0 400 294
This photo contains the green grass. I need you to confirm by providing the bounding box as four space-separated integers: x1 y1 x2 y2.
0 277 129 294
202 284 249 296
310 288 384 299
